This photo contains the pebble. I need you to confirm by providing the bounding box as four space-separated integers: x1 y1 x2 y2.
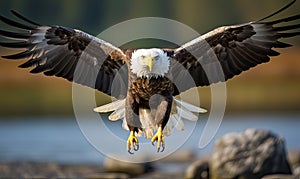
86 172 130 179
103 157 153 176
184 159 209 179
158 150 195 163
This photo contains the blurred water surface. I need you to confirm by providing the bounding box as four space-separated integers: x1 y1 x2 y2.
0 114 299 164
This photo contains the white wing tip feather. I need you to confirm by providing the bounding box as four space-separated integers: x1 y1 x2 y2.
108 108 125 121
173 97 207 113
93 99 126 113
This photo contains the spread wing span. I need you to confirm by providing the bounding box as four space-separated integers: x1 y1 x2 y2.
172 0 300 93
0 10 128 97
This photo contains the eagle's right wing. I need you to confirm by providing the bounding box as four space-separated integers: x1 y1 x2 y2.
170 0 300 94
0 11 128 98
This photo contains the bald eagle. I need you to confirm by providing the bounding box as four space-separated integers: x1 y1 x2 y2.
1 1 300 153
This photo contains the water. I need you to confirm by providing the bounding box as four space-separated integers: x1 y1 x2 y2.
0 114 299 164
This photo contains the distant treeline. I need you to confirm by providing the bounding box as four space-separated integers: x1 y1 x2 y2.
0 0 299 46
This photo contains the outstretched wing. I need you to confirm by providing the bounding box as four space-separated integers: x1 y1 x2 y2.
0 11 128 98
171 0 300 93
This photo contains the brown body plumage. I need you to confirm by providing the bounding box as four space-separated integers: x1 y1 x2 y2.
126 75 174 132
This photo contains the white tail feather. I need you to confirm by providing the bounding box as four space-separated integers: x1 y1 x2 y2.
144 129 154 139
139 108 155 138
139 109 155 128
93 97 207 137
122 117 129 130
171 114 184 131
163 126 171 136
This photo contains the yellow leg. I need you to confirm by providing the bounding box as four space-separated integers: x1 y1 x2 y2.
127 131 139 154
151 126 165 152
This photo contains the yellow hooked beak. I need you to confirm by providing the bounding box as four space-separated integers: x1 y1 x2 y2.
147 56 153 72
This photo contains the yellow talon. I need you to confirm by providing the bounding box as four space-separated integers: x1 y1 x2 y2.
151 126 165 152
127 131 139 154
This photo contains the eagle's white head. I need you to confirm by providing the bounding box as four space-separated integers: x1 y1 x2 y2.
130 48 170 78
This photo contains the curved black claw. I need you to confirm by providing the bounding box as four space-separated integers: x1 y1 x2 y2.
128 149 134 155
156 143 165 153
127 131 139 154
134 144 139 151
158 145 165 153
151 127 165 152
127 143 139 154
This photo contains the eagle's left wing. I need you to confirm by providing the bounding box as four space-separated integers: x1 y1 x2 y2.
0 11 128 98
170 0 300 94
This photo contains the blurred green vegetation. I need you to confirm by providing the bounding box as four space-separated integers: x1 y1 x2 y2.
1 0 300 43
0 0 300 116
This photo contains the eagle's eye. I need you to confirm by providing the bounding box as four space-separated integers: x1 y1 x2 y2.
138 55 147 66
153 55 160 61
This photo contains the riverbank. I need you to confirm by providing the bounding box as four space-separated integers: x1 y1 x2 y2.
1 149 299 178
0 158 188 178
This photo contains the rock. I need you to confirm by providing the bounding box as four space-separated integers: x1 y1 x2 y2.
139 171 185 179
288 150 300 167
103 157 153 176
210 129 292 179
261 174 296 179
0 162 102 178
293 165 300 177
159 150 195 163
86 172 130 179
184 159 209 179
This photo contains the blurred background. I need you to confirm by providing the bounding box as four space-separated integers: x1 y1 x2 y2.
0 0 299 165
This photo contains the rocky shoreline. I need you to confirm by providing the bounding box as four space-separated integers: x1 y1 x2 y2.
0 161 187 178
1 129 300 179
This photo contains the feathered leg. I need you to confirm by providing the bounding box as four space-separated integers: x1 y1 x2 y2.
125 95 141 154
151 93 173 152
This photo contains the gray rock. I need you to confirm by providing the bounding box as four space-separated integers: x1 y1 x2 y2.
288 150 300 167
293 165 300 177
159 150 195 163
0 162 102 178
103 157 153 176
86 172 130 179
185 159 209 179
139 171 185 179
210 129 292 179
261 174 296 179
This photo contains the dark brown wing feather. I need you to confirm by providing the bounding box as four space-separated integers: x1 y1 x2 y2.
171 0 300 94
0 11 128 98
